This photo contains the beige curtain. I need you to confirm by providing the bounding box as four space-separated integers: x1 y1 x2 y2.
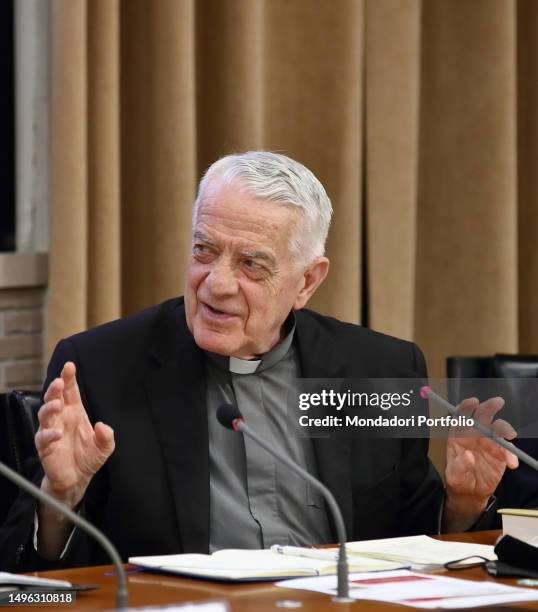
48 0 362 353
48 0 538 385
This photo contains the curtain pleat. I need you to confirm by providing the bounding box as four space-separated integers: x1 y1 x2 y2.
120 0 196 317
49 0 87 349
87 0 120 327
517 0 538 354
263 0 364 323
196 0 265 167
366 0 421 340
415 0 518 376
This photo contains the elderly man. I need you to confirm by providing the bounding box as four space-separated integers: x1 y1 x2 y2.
1 152 516 570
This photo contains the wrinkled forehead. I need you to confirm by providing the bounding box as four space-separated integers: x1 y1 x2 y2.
198 173 303 210
195 179 302 230
193 179 303 261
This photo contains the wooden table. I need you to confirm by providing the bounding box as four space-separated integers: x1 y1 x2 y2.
19 531 538 610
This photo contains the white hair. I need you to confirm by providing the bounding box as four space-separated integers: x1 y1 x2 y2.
192 151 333 265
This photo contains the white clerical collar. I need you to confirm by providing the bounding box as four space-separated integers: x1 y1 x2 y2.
229 356 262 374
204 311 296 375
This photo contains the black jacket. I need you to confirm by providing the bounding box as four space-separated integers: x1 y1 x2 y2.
0 297 443 571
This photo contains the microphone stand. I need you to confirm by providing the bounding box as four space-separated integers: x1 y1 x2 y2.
232 418 352 602
0 461 128 609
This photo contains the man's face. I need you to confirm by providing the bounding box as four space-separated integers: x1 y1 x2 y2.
185 180 310 358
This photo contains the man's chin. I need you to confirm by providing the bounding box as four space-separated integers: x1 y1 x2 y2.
192 328 241 357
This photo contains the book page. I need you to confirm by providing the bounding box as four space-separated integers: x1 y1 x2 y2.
129 550 330 579
344 535 496 566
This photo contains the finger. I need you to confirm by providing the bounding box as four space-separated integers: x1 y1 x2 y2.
446 436 470 460
456 397 480 416
94 422 115 458
458 448 476 471
482 431 521 470
61 362 82 405
505 449 519 469
469 435 517 475
449 398 480 438
35 427 63 452
491 418 517 440
473 396 505 425
37 400 62 428
43 377 64 403
477 437 508 463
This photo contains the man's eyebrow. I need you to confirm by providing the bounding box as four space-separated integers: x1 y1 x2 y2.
193 231 216 245
194 231 275 264
240 250 274 263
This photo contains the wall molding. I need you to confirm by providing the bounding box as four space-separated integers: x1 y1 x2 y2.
0 253 48 288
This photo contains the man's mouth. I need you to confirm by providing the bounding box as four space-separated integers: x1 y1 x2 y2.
200 302 237 321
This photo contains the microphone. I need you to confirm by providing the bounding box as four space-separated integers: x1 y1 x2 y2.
0 461 128 608
420 386 538 472
217 404 352 602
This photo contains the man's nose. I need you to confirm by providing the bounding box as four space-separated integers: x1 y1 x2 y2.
205 260 239 296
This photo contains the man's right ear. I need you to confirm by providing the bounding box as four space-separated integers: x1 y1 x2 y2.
293 257 330 310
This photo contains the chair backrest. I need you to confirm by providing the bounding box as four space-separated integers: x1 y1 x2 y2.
447 355 538 511
447 354 538 411
447 354 538 379
0 390 41 527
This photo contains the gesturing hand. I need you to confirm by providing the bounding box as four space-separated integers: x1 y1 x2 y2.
443 396 518 532
35 362 115 507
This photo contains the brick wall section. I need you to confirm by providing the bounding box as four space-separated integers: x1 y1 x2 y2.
0 288 45 393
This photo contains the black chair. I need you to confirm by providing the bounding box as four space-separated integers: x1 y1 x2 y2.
447 354 538 430
0 390 41 526
447 354 538 380
447 354 538 512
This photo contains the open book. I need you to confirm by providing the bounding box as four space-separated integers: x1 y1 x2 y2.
343 535 497 567
128 548 400 582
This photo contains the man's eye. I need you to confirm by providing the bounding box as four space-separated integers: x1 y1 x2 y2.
193 244 212 258
243 260 268 277
243 259 260 269
243 259 268 273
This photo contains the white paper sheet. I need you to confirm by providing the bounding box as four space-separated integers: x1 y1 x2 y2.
0 571 72 589
276 569 538 609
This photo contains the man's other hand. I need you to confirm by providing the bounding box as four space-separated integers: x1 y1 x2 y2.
36 361 115 506
35 362 114 559
443 396 518 532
